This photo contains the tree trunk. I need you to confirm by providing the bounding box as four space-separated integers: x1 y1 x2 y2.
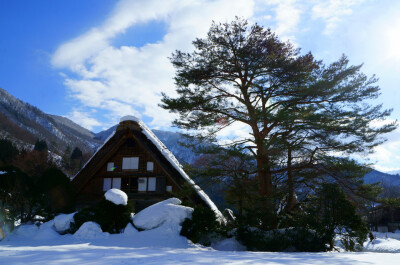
256 149 272 197
285 148 296 212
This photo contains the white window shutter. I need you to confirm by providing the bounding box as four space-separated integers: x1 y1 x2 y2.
147 162 154 171
122 158 129 169
122 157 139 169
138 177 147 191
112 178 121 189
107 162 114 171
132 157 139 169
148 177 156 191
103 178 112 191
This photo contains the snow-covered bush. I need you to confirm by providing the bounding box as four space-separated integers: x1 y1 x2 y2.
54 212 76 233
70 189 133 234
180 206 227 246
104 189 128 205
74 221 109 239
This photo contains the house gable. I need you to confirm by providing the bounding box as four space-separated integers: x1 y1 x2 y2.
72 116 223 218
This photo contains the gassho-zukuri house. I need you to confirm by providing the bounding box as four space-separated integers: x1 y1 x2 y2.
72 115 222 216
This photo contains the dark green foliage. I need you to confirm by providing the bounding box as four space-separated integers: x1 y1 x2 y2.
302 183 369 250
0 138 19 166
0 166 35 227
70 199 134 234
0 166 76 227
35 168 76 219
34 139 48 152
180 206 225 246
70 147 83 160
69 207 96 233
236 227 328 252
95 200 133 233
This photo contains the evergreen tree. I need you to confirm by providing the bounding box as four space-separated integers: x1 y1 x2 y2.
0 138 19 166
70 147 83 160
34 139 48 152
161 18 396 225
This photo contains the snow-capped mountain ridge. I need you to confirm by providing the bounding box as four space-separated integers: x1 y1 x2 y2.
0 87 102 154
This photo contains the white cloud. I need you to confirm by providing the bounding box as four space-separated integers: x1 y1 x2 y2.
53 0 254 130
67 109 102 131
369 127 400 172
53 0 400 171
52 0 181 68
311 0 365 35
264 0 303 41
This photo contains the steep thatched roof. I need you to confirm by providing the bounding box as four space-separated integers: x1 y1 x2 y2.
72 116 223 219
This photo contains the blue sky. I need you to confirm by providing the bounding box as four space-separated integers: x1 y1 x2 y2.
1 0 400 171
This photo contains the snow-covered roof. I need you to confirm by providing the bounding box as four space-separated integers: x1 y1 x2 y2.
120 115 140 123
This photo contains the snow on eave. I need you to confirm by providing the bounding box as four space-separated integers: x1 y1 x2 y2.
137 119 225 222
72 131 116 180
120 115 140 123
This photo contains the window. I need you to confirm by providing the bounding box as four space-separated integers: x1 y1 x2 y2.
138 177 147 191
122 157 139 170
166 186 172 192
148 177 156 191
147 162 154 171
103 177 121 191
112 178 121 189
103 178 112 191
107 162 114 171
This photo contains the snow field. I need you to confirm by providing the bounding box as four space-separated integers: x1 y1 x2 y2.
1 196 400 264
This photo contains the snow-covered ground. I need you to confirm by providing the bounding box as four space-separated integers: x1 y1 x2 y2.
2 226 400 264
1 196 400 264
1 238 399 265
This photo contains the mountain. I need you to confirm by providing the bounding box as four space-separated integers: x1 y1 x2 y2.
364 169 400 187
0 88 102 154
387 170 400 176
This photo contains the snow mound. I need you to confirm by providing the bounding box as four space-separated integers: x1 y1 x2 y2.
74 222 109 240
40 220 55 230
14 224 39 238
212 238 247 251
104 188 128 205
364 238 400 253
124 223 138 235
54 212 76 233
34 227 60 241
133 198 193 231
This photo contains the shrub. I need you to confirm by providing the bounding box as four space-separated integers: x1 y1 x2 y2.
35 168 76 219
302 183 369 250
0 165 35 225
94 199 133 233
236 227 328 252
70 198 133 234
180 206 226 246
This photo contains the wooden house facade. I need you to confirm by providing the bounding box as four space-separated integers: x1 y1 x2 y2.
72 116 222 215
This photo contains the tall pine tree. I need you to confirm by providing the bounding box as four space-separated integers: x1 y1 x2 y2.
161 18 396 221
